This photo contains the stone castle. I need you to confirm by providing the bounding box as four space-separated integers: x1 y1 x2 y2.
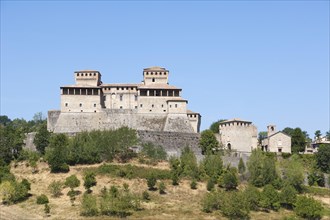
48 67 201 134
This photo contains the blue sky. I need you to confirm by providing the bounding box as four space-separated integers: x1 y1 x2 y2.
1 1 329 137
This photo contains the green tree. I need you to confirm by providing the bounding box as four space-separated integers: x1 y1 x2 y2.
45 134 70 173
83 171 97 193
0 115 11 126
308 169 325 187
326 131 330 141
294 196 323 219
315 144 330 173
238 157 246 174
258 131 268 145
200 153 223 179
140 142 167 162
209 119 226 133
199 130 219 154
283 127 306 153
282 154 305 192
34 122 51 154
180 146 199 179
314 130 322 141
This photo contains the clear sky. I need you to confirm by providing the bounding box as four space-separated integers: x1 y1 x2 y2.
1 1 329 137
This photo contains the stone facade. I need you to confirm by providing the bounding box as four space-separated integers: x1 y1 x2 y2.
48 67 201 133
261 125 291 153
218 118 258 153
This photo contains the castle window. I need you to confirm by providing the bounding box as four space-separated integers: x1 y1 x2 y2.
81 110 83 112
120 95 123 101
151 72 153 75
160 72 162 75
79 103 82 107
94 110 96 113
94 104 96 107
135 106 137 109
117 88 119 90
152 104 154 108
120 106 123 109
94 73 96 76
77 73 79 76
134 95 138 101
170 105 172 108
175 104 178 108
164 72 167 75
140 104 143 108
152 78 155 82
163 110 166 112
161 104 164 108
65 103 68 107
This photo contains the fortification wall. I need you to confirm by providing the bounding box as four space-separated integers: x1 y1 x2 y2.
137 130 202 160
48 110 194 133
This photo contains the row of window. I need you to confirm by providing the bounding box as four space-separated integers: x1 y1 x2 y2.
103 87 137 91
144 72 167 76
65 103 97 107
76 72 97 77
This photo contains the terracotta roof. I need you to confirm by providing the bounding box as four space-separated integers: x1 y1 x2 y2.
187 110 200 115
61 85 100 88
220 118 252 124
143 66 167 71
74 70 100 73
101 83 141 87
138 84 181 90
268 131 291 138
166 97 187 102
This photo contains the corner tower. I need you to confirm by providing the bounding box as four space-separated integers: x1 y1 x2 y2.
143 67 169 85
75 70 101 86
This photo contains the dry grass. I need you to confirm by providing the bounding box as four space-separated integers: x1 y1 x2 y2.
1 160 329 220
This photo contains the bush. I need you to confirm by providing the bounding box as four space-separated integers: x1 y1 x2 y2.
142 191 150 201
65 175 80 191
280 185 297 209
44 203 50 215
294 196 323 219
180 146 199 179
171 172 179 186
0 180 29 204
243 185 260 211
201 190 222 213
21 178 31 191
259 184 280 211
45 134 70 173
308 170 325 187
159 181 166 194
190 180 197 190
140 142 167 161
200 153 223 179
146 174 157 190
81 193 98 216
315 144 330 173
36 194 49 204
206 177 215 191
48 180 63 197
83 171 97 192
238 157 246 174
220 191 250 219
218 169 238 191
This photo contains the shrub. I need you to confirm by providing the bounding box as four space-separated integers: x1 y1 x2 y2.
308 170 325 187
65 175 80 191
218 169 238 191
83 171 97 193
294 196 323 219
140 142 167 161
206 177 215 191
159 181 166 194
238 157 246 174
171 172 179 186
48 180 63 197
142 191 150 201
200 153 223 179
0 180 29 204
45 134 70 173
220 191 250 219
280 185 297 209
243 185 260 211
146 174 157 190
81 193 98 216
201 190 222 213
180 146 199 179
21 178 31 191
190 180 197 190
44 203 50 215
259 184 280 211
36 194 49 204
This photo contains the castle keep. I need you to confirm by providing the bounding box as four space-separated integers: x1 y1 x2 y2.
48 67 201 134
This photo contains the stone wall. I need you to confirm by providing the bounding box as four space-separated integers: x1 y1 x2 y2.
23 132 37 151
137 130 203 160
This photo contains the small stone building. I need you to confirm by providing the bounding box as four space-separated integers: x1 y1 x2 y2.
218 118 258 153
261 125 291 153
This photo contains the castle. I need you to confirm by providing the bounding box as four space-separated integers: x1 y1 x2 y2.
47 67 201 134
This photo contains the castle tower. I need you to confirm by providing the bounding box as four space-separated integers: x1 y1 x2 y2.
267 125 277 137
74 70 101 86
143 66 169 85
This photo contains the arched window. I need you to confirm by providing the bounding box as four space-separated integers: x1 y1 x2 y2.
227 143 231 150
